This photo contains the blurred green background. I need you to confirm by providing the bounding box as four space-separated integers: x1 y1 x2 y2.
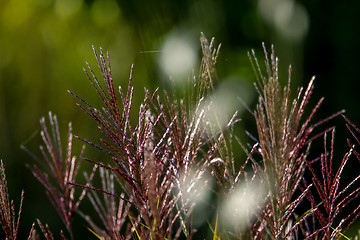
1 0 360 238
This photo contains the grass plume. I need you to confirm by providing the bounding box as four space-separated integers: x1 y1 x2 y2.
0 160 25 240
0 33 358 239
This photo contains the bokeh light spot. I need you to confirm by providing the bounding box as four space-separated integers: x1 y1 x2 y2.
158 32 198 84
258 0 309 41
220 180 266 232
55 0 83 20
202 77 253 130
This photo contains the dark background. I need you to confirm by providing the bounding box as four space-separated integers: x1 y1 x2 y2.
1 0 360 238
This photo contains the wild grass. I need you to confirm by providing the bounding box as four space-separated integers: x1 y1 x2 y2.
0 160 26 240
2 33 360 239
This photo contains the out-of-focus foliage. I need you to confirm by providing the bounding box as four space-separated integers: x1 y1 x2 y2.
1 0 360 238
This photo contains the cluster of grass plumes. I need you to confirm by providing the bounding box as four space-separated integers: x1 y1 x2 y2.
2 34 360 239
